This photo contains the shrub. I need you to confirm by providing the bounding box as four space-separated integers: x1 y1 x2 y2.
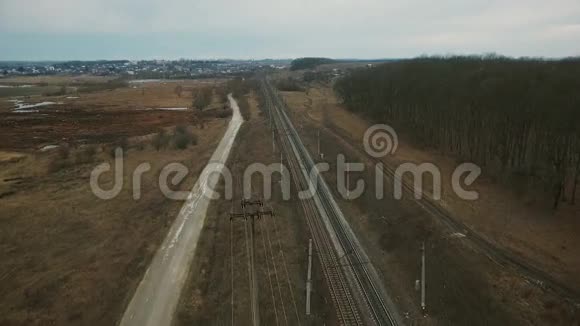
275 78 303 92
226 77 257 97
193 87 213 111
43 86 68 97
172 125 197 150
47 157 69 173
216 108 233 119
134 142 145 151
173 132 191 149
108 137 129 157
174 85 183 97
216 86 228 102
57 144 70 159
175 125 188 134
152 130 170 150
75 145 97 164
117 137 129 150
78 78 128 93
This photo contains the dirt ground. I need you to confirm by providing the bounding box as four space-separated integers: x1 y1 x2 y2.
174 92 338 326
277 82 580 325
0 79 229 325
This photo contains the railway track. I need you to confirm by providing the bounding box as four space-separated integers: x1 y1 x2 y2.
261 79 401 326
324 119 580 304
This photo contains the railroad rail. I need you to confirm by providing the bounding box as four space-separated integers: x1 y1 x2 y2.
323 114 580 305
261 78 401 326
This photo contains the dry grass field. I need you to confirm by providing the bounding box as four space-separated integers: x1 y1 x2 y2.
174 91 335 326
0 75 119 86
0 79 227 149
0 78 230 325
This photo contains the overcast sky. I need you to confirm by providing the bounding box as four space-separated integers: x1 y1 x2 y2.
1 0 579 60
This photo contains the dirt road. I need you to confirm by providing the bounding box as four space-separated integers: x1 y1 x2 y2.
119 94 243 326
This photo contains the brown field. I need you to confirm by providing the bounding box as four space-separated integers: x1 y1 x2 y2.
276 81 580 325
0 80 226 150
0 78 230 325
0 75 116 85
174 92 336 326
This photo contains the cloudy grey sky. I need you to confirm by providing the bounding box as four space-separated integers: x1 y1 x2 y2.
1 0 579 60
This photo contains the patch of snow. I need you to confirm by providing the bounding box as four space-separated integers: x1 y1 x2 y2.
14 109 40 113
9 100 64 111
0 84 33 88
129 79 162 84
14 101 59 110
66 96 80 99
449 232 466 239
40 145 59 152
129 79 186 84
156 107 189 111
140 107 190 111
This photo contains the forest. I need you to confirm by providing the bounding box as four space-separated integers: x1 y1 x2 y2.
290 57 335 70
334 56 580 209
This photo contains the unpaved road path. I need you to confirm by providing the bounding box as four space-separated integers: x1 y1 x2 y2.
120 94 243 326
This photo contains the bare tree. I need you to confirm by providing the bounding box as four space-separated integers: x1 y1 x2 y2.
174 85 183 98
192 87 213 111
334 56 580 211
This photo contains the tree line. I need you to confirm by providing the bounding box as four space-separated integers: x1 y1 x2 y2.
226 77 257 98
290 57 335 71
192 87 213 111
334 56 580 209
227 77 258 121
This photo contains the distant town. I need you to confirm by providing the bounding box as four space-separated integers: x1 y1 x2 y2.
0 59 290 79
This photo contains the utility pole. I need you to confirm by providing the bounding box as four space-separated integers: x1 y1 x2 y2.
346 170 350 199
265 81 273 130
421 241 426 314
230 199 275 326
306 238 313 316
317 129 321 158
249 212 259 326
269 100 273 129
272 129 276 153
